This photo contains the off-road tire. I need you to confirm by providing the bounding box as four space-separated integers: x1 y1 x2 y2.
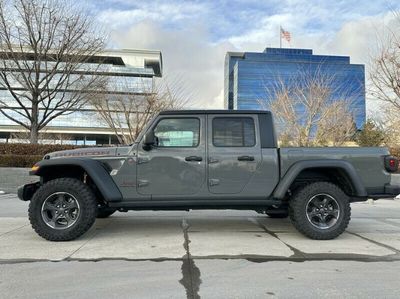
289 182 351 240
29 178 97 241
97 208 116 218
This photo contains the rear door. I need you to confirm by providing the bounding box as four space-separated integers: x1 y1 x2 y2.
207 114 261 194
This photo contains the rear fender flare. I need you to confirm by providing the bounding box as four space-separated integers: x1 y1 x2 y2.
273 159 367 199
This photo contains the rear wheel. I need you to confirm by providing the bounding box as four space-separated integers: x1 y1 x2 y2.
289 182 351 240
29 178 97 241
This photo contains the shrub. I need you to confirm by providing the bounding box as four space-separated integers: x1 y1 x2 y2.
356 120 386 147
0 143 81 156
390 148 400 158
0 155 43 168
0 143 84 167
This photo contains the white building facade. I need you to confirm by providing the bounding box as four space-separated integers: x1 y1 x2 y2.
0 49 163 145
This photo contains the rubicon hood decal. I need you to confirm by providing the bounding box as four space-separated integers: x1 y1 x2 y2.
48 147 118 158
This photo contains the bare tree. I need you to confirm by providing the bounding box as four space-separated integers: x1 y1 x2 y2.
369 11 400 112
377 107 400 147
0 0 106 143
90 78 188 145
261 68 356 147
315 101 356 146
369 11 400 146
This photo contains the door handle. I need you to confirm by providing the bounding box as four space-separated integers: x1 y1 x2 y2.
185 156 203 162
237 155 255 161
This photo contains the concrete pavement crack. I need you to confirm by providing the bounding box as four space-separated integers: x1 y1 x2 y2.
347 231 400 254
65 219 115 260
253 219 400 262
254 219 306 259
0 224 28 237
3 254 400 265
179 218 201 299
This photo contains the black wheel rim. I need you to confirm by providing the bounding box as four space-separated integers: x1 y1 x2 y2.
41 192 80 230
306 193 340 230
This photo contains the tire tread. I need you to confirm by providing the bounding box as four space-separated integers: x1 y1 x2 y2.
289 181 351 240
29 178 97 241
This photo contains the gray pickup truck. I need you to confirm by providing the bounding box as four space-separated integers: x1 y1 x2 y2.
18 110 400 241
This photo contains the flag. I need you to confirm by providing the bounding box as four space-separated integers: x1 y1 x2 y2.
280 27 291 43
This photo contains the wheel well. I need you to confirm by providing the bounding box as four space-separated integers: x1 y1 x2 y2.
39 165 105 204
41 165 85 183
289 167 355 196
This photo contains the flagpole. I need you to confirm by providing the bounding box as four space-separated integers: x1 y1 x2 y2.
279 25 282 48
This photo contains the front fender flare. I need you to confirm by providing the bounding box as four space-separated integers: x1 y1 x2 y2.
32 158 122 202
273 159 367 199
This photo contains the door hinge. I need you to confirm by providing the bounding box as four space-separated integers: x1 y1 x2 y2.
137 180 149 187
209 179 220 186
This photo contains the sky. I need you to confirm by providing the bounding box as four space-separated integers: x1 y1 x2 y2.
88 0 400 113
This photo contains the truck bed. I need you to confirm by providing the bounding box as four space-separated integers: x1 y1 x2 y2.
279 147 391 195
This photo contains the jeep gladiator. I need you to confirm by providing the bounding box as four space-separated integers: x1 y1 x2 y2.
18 110 400 241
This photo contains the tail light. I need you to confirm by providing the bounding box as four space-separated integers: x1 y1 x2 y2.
384 156 399 173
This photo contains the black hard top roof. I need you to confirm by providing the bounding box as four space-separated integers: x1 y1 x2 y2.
159 110 271 115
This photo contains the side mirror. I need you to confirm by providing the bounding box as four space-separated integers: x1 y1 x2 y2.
142 131 155 150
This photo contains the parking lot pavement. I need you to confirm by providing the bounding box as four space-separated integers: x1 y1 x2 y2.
196 260 400 298
2 194 400 298
1 194 400 262
0 260 186 299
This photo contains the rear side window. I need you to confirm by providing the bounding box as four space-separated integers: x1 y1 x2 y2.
212 117 255 147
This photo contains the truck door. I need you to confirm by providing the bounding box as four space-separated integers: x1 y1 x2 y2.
136 115 206 196
207 114 262 194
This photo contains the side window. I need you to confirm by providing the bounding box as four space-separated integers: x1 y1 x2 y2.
212 117 255 147
153 118 200 147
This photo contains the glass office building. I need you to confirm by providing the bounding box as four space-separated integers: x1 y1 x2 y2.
224 48 366 128
0 49 163 144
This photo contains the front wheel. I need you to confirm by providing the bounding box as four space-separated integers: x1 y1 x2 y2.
289 182 351 240
29 178 97 241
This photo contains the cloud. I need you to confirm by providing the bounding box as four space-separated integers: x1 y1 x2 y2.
95 1 209 30
111 21 234 108
324 12 400 114
95 0 400 113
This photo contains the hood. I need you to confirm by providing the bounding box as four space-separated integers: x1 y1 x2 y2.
44 146 130 159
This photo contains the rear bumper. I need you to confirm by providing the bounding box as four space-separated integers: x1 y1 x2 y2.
17 182 40 201
368 184 400 199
